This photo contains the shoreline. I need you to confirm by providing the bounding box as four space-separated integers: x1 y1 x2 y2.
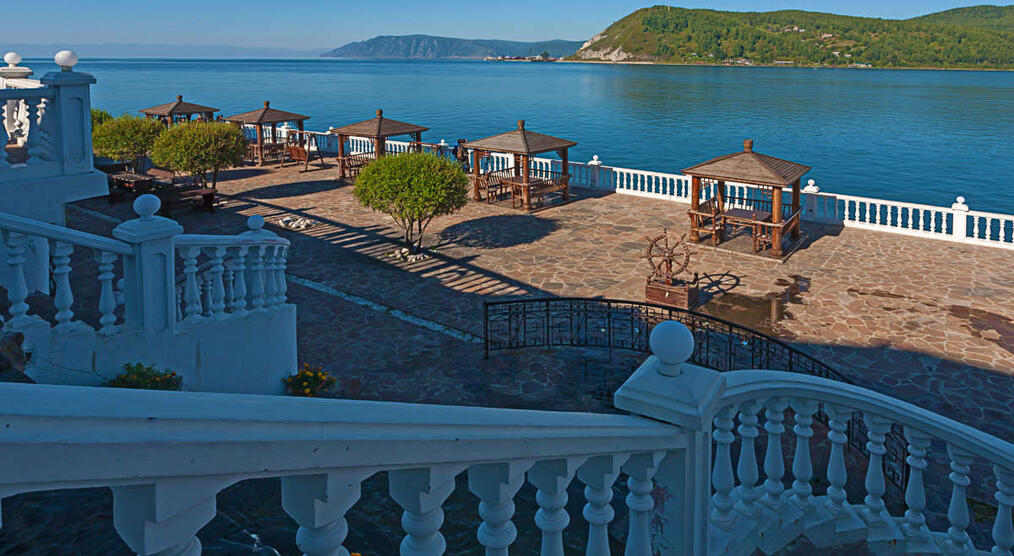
559 59 1014 72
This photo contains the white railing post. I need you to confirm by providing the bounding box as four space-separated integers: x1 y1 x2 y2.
802 179 820 221
38 50 95 176
613 321 726 556
951 196 970 242
588 155 603 190
112 195 184 332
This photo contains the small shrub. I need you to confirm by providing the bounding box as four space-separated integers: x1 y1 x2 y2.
354 152 469 253
150 121 247 189
283 363 336 397
91 108 113 130
106 363 181 391
92 115 164 172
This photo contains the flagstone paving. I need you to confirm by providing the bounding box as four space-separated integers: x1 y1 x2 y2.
7 164 1004 554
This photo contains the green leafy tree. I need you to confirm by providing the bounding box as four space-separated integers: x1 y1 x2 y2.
91 115 164 172
354 152 468 253
150 122 247 189
90 108 112 130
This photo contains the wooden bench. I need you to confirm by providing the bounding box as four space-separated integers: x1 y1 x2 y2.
687 197 724 245
157 188 216 217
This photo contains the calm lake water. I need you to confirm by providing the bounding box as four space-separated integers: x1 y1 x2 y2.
25 57 1014 213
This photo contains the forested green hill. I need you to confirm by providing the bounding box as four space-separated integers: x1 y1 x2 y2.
574 6 1014 69
909 5 1014 33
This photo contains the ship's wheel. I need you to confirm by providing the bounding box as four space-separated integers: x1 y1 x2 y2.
643 229 694 283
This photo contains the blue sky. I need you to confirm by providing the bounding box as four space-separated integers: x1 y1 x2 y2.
8 1 987 49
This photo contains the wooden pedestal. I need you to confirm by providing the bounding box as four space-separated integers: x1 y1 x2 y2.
645 281 699 310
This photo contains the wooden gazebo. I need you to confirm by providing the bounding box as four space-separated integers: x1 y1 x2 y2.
684 139 810 258
224 101 309 165
329 109 429 180
140 95 218 125
463 120 576 212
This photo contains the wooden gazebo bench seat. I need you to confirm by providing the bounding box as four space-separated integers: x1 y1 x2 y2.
687 197 724 245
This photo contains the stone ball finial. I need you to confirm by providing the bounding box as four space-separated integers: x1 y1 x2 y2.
54 50 78 71
952 195 969 211
247 215 265 231
4 52 21 67
133 194 161 219
649 321 695 376
956 195 965 204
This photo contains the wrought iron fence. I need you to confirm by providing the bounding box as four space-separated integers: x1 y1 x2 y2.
483 297 908 487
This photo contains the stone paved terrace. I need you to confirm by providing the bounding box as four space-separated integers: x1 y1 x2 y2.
68 164 1014 444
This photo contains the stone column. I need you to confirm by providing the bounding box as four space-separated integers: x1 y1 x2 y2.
112 195 184 333
587 155 603 189
39 50 97 176
613 321 727 556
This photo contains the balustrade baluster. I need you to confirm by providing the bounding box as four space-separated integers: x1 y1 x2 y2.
712 405 736 526
468 462 530 556
389 466 458 556
231 246 248 313
761 398 789 511
622 452 663 556
181 247 203 320
528 459 576 556
51 241 75 327
96 251 118 333
945 444 975 552
175 285 183 322
281 472 365 556
578 454 625 556
0 104 9 169
904 207 912 229
993 465 1014 556
789 399 818 512
222 258 235 314
823 404 851 517
862 414 892 527
276 246 288 304
24 99 42 165
735 401 763 516
262 244 279 306
2 231 31 326
902 427 932 544
200 273 213 317
922 210 930 232
208 247 226 316
248 245 266 310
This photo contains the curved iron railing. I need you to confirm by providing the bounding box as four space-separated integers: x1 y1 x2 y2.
483 297 908 486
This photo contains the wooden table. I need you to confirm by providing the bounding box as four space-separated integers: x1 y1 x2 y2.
108 172 158 203
722 208 773 252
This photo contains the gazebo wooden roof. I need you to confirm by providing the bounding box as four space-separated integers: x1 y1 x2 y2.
682 139 810 188
224 101 310 125
330 109 428 138
140 95 219 117
463 120 577 155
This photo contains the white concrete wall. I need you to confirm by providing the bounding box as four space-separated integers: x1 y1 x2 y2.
23 305 297 395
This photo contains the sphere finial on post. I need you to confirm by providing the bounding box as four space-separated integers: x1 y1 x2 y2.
3 52 21 67
133 194 161 220
54 50 78 71
247 215 265 231
649 321 695 376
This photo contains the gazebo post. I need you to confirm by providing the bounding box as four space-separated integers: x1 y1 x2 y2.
413 132 422 152
337 134 347 179
471 150 482 200
791 178 801 238
771 185 784 258
255 125 264 166
689 176 702 242
375 136 385 160
560 147 570 202
521 154 532 211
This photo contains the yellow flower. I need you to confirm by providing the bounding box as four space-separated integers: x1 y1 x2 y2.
303 388 310 394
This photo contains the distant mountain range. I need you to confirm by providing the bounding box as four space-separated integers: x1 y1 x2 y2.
322 35 584 59
574 5 1014 69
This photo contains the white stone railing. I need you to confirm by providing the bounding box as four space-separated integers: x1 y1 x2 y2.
615 321 1014 556
1 195 296 393
0 208 132 333
0 381 681 556
0 87 60 177
173 215 289 322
